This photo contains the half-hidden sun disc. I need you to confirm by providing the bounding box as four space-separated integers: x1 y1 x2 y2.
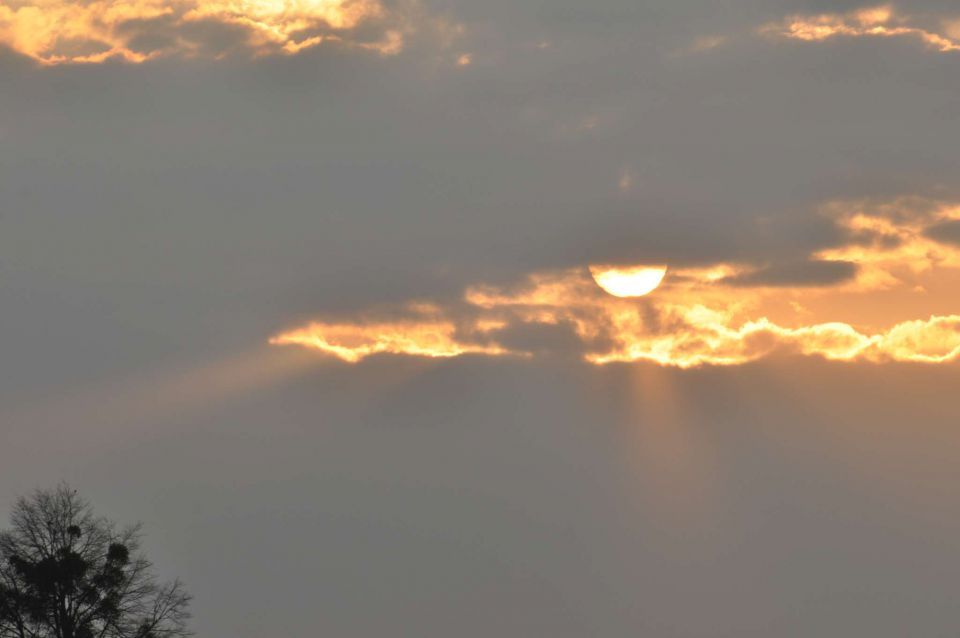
590 264 667 297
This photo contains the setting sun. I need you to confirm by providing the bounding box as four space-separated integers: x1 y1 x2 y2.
589 265 668 297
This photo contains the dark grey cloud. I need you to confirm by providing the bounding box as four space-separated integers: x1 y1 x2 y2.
925 218 960 246
724 259 858 287
4 2 960 322
487 319 588 357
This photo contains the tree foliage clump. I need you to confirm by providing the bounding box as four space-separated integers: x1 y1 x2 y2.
0 485 190 638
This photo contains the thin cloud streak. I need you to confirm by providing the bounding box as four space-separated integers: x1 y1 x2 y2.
760 4 960 53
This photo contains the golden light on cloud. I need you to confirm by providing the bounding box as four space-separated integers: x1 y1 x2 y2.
272 199 960 368
761 4 960 52
269 318 507 363
0 0 451 64
814 201 960 296
590 265 667 298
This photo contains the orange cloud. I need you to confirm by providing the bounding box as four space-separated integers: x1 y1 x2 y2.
0 0 453 64
761 4 960 52
816 199 960 291
271 199 960 367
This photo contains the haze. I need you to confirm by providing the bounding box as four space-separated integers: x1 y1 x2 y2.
3 1 960 635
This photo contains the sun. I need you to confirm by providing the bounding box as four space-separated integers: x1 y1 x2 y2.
590 264 668 297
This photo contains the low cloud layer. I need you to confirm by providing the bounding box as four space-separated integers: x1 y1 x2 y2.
272 199 960 367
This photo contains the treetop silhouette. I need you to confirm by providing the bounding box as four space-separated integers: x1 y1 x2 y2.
0 484 190 638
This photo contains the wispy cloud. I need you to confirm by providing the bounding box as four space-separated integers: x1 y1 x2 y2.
0 0 456 64
760 4 960 53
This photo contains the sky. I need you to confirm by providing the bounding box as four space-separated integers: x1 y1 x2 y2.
2 0 960 635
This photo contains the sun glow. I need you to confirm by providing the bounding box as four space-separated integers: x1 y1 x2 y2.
590 265 668 298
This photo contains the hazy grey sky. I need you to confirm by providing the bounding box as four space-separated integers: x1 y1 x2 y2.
3 0 960 635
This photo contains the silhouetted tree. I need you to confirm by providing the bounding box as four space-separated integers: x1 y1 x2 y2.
0 485 190 638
